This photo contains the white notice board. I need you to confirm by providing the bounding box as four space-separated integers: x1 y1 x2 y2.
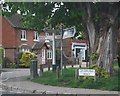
79 69 95 76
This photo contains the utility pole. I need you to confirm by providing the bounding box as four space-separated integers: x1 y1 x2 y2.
60 25 63 76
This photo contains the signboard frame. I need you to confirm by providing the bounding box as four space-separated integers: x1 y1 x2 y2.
77 69 96 81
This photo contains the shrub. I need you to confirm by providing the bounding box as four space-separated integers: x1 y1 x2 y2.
17 51 23 64
82 64 108 80
88 64 108 78
20 52 35 67
4 57 12 68
0 47 4 66
91 52 98 60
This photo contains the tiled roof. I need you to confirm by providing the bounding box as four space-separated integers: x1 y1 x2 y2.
32 40 52 50
6 13 23 28
5 14 36 30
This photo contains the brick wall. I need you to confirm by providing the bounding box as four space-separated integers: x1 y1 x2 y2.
5 48 16 64
63 38 72 56
16 29 36 48
2 17 38 64
2 17 16 48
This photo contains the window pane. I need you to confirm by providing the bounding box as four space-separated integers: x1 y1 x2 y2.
21 30 26 40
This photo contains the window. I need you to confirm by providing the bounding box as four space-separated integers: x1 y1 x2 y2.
47 50 52 59
22 48 25 52
34 31 39 41
21 30 26 40
21 48 30 52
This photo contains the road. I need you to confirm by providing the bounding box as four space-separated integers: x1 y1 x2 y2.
0 68 119 95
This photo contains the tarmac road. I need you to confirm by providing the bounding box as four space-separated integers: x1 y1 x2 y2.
1 68 119 95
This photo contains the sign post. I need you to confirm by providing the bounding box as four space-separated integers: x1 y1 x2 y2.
52 32 56 71
60 26 76 76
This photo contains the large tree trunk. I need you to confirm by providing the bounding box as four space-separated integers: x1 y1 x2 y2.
85 3 118 76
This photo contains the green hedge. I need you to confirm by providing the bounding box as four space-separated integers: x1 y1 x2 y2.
0 47 4 66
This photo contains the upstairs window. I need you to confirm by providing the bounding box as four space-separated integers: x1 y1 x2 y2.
21 30 26 40
34 31 39 41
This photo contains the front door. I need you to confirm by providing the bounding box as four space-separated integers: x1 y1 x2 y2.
75 48 85 60
42 49 45 64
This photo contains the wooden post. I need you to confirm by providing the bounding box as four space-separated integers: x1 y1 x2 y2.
64 64 66 69
56 66 60 80
94 74 96 81
75 68 79 80
48 65 50 71
72 64 74 67
39 65 43 76
78 52 82 68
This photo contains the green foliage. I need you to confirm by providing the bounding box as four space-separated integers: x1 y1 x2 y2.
20 51 35 67
91 52 98 60
88 64 108 78
17 51 23 64
2 2 54 31
9 63 18 68
0 47 4 65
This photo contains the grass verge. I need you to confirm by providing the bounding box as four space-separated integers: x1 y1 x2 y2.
30 63 119 91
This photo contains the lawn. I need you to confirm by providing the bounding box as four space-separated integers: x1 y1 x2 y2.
30 63 119 91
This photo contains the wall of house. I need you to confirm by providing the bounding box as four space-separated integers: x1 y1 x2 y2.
4 48 16 64
2 17 16 48
16 29 37 49
63 38 72 56
2 17 17 64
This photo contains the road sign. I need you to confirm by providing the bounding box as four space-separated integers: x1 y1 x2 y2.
63 26 76 39
39 35 61 40
79 69 95 76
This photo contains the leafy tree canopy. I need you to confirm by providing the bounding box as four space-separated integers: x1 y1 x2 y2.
2 2 119 36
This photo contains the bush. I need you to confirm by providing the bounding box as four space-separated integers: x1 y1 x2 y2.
17 51 23 64
4 57 12 68
0 47 4 66
88 64 108 78
91 52 98 60
20 52 35 67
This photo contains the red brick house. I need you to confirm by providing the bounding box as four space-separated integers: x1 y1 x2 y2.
32 31 87 66
0 14 39 66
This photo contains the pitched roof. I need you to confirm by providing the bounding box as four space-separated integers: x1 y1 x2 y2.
32 40 52 50
5 14 36 30
5 14 22 28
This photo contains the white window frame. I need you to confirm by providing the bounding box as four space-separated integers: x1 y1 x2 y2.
74 47 85 60
21 30 27 41
34 31 39 41
47 50 52 59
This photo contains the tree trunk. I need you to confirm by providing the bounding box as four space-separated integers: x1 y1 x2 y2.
85 3 118 76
